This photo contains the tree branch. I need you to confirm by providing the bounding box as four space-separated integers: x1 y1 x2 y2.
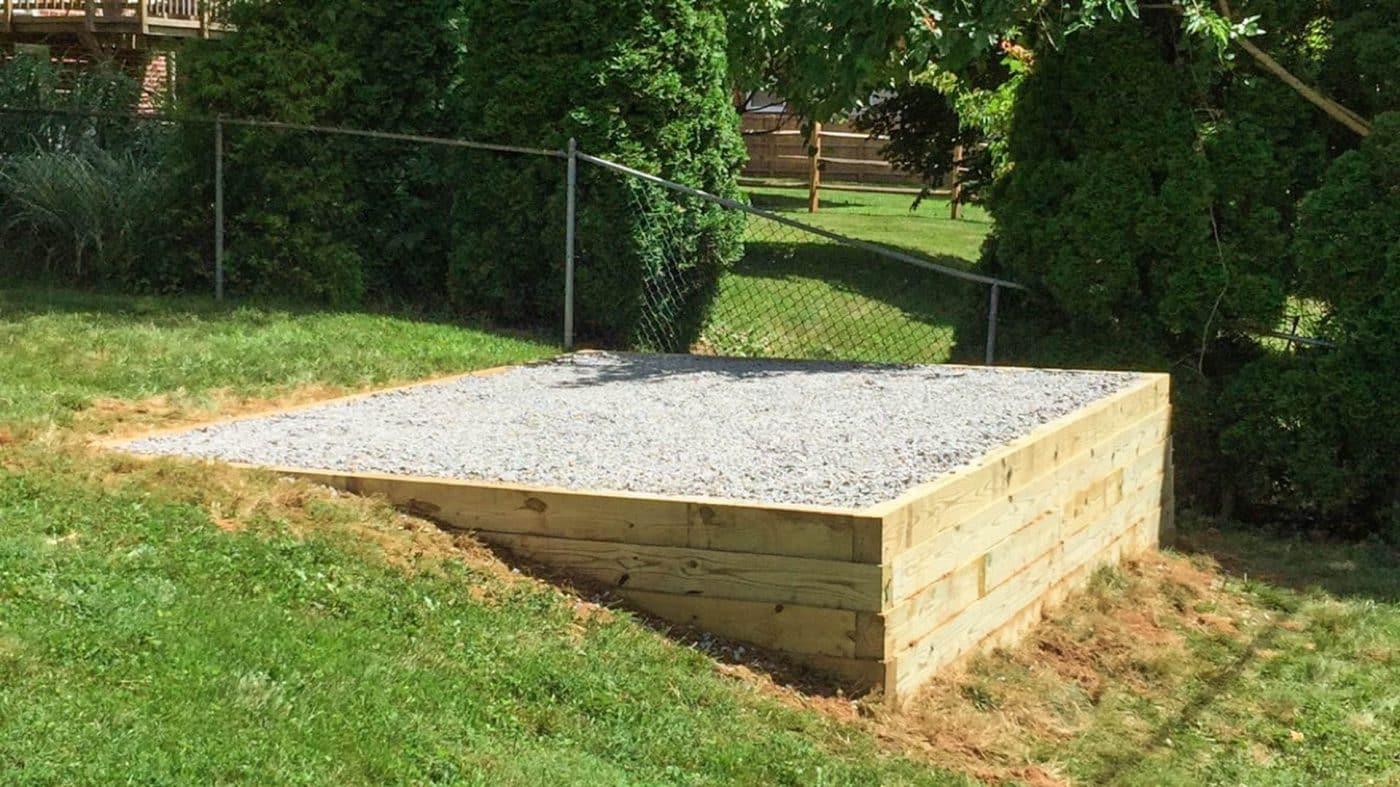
1216 0 1372 137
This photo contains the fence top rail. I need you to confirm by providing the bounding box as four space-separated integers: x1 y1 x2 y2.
0 105 567 159
575 151 1024 290
0 103 1020 291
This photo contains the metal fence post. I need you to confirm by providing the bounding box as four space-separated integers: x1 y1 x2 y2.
984 283 1000 365
214 115 225 302
564 137 577 350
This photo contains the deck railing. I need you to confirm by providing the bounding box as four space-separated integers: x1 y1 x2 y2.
2 0 232 33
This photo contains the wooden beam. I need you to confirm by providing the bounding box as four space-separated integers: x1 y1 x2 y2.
883 418 1170 644
807 121 821 213
872 374 1170 560
285 469 877 563
948 143 965 221
619 589 861 658
890 489 1162 699
476 531 886 611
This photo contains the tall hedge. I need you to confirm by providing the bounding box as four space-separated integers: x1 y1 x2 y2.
980 12 1399 539
1221 114 1400 536
450 0 746 345
980 18 1300 515
174 0 462 304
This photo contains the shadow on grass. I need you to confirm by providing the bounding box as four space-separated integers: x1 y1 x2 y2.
1092 621 1286 783
1176 521 1400 605
747 192 865 212
705 239 990 362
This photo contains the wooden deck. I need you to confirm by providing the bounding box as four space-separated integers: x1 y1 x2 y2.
1 0 230 41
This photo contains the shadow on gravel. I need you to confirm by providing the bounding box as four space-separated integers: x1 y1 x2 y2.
546 351 991 389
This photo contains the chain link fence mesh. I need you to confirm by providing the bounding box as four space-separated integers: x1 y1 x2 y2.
1 106 1012 366
584 165 1000 365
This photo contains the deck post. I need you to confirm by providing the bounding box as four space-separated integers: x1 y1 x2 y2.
214 116 225 302
984 283 1000 365
564 137 577 350
3 0 12 35
138 0 149 34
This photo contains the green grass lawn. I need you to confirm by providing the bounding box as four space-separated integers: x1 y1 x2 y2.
0 288 554 432
699 188 994 364
746 186 992 261
2 286 1396 785
0 287 962 786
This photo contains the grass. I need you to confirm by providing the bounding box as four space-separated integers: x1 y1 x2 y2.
699 187 995 364
2 286 1397 785
746 186 992 261
0 287 554 432
891 523 1400 785
0 286 962 786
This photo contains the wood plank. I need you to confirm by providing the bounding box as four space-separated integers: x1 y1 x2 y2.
618 589 860 658
476 531 886 611
887 405 1170 600
853 612 886 660
891 499 1161 700
874 375 1168 560
888 528 1139 703
885 474 1161 658
284 470 871 562
792 653 889 692
983 447 1162 592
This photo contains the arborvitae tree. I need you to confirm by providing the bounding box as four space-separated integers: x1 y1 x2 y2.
450 0 746 346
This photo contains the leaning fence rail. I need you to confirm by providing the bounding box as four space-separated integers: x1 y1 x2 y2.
0 104 1022 364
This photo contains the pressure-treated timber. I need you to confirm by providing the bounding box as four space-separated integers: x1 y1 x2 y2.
106 359 1173 704
284 468 880 563
473 531 886 612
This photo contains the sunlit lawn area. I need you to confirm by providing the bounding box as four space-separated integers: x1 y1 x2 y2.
699 186 995 363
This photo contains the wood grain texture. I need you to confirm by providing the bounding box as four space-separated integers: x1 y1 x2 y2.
887 405 1171 601
476 531 886 612
285 470 873 562
889 484 1163 699
885 451 1165 661
873 374 1169 560
618 589 861 658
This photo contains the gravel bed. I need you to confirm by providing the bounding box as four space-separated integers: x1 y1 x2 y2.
120 352 1139 509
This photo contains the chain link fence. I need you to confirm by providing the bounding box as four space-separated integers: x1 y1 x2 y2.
576 153 1019 365
0 105 1021 365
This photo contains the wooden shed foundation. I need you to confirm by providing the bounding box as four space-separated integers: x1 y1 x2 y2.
112 366 1172 704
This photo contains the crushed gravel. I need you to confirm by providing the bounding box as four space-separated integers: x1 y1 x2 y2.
119 352 1139 509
